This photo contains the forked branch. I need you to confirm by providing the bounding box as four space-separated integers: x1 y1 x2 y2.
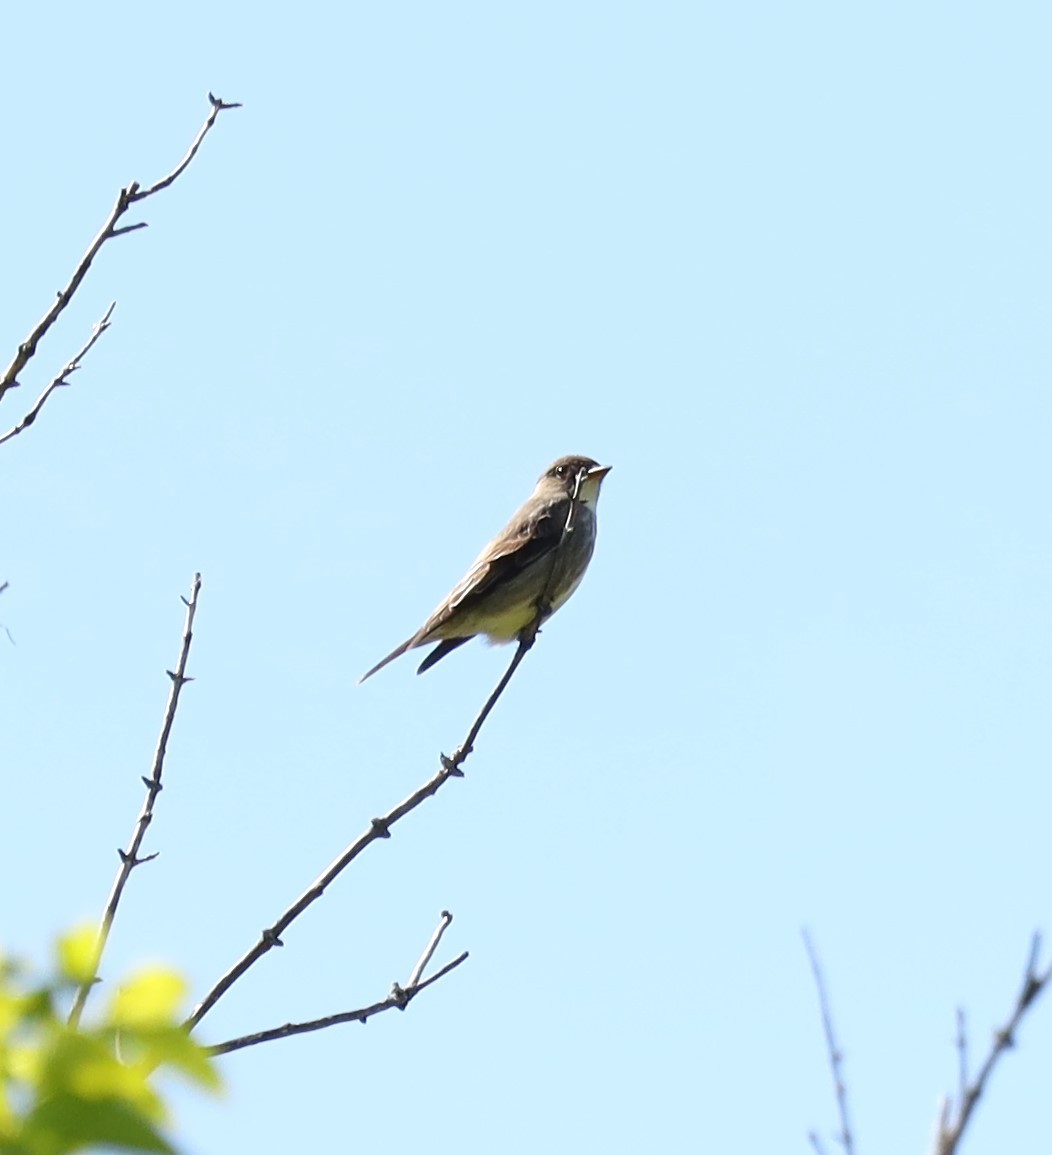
0 93 240 440
188 469 592 1031
0 303 115 448
931 933 1052 1155
208 912 466 1055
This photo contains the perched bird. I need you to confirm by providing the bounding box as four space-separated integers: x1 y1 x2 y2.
359 455 611 681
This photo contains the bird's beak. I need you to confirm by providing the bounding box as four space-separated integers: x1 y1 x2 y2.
587 464 612 483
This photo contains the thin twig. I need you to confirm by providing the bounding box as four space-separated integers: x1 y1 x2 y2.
930 1098 951 1155
0 303 115 447
406 910 454 989
803 929 856 1155
441 643 532 773
955 1007 968 1110
0 581 11 644
208 951 469 1056
932 932 1052 1155
132 93 241 200
68 573 203 1026
187 471 591 1031
209 913 463 1055
0 93 240 419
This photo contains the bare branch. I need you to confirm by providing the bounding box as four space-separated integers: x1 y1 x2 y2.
441 641 531 774
132 92 242 200
186 757 465 1029
405 910 453 989
68 573 203 1026
931 932 1052 1155
0 303 115 447
187 470 593 1031
0 94 240 421
803 929 856 1155
207 913 468 1057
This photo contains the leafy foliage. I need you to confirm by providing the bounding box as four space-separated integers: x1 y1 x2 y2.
0 929 219 1154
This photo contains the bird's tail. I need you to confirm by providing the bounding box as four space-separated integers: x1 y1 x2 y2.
358 637 416 683
415 636 470 674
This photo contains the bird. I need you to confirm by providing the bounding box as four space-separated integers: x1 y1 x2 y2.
359 454 611 681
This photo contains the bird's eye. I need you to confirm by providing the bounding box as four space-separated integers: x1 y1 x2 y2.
555 464 567 477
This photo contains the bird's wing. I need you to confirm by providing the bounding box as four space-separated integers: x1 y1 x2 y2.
419 495 569 636
359 494 570 681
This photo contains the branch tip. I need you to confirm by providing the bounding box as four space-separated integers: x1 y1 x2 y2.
932 931 1052 1154
2 95 235 426
803 931 855 1155
208 91 243 110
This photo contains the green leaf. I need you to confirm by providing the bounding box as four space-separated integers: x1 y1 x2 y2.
55 929 98 989
128 1028 221 1092
109 971 186 1029
25 1094 175 1154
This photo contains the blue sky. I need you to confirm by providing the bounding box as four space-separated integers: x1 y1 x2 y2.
3 2 1051 1152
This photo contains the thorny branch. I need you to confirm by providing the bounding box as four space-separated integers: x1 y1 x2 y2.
188 468 593 1032
0 93 240 438
804 930 856 1155
931 933 1052 1155
208 912 466 1055
68 574 203 1026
